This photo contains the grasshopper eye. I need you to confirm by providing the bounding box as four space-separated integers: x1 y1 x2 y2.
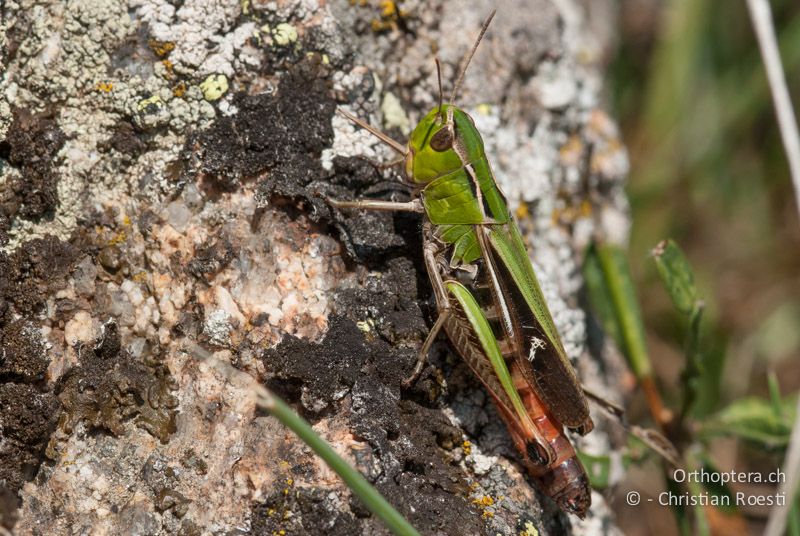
429 127 454 152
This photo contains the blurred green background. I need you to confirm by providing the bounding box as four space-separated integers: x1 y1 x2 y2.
610 0 800 533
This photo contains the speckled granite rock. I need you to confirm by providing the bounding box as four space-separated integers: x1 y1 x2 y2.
0 1 629 534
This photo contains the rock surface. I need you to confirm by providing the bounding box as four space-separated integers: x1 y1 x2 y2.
0 0 630 534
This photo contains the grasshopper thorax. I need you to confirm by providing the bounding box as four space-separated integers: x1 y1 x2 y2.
405 104 484 184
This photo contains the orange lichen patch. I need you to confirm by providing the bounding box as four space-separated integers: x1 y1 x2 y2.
131 271 149 283
551 199 593 226
380 0 397 16
462 440 472 456
584 109 628 178
95 82 114 93
473 495 495 507
559 134 583 167
368 0 408 32
162 59 175 77
586 109 617 139
172 81 187 98
148 39 175 57
515 203 530 220
108 229 127 245
579 199 592 217
590 139 626 174
472 494 496 519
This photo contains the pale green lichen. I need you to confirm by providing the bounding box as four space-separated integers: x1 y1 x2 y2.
200 74 229 101
520 520 540 536
381 92 410 135
137 94 163 113
272 23 298 46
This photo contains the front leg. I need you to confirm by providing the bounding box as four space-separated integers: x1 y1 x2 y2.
403 238 451 387
326 197 424 213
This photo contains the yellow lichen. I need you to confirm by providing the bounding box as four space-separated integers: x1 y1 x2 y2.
95 82 114 93
462 440 472 455
200 74 228 101
515 203 530 220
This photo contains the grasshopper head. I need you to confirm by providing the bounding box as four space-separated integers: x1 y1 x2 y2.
406 10 496 185
405 105 464 184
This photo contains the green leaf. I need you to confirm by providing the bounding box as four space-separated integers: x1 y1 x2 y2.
577 451 629 490
651 239 700 317
700 396 797 450
651 239 707 419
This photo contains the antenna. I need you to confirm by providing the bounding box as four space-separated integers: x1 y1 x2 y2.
336 108 407 155
449 10 496 106
435 57 444 120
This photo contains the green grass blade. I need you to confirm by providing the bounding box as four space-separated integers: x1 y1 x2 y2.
789 498 800 536
586 242 652 379
585 242 673 426
685 450 711 536
262 391 422 536
768 370 785 418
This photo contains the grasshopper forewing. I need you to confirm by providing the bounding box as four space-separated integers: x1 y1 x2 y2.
328 11 595 517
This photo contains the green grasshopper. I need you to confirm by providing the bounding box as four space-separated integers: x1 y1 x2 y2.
329 11 594 517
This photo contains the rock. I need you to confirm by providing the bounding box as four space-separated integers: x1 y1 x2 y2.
0 1 629 534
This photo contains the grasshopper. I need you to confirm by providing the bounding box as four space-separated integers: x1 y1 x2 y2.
329 11 594 517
